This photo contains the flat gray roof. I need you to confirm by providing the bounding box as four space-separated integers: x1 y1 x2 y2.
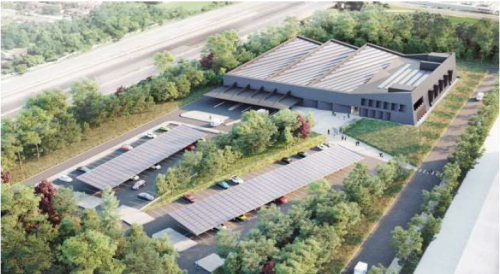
170 145 363 235
77 125 205 191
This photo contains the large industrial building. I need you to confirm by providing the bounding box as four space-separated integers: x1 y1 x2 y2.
205 36 457 125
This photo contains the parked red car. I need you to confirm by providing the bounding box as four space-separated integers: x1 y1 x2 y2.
183 194 196 203
185 144 196 151
275 196 288 204
121 144 133 152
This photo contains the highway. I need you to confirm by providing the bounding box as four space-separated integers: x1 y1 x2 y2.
1 2 333 116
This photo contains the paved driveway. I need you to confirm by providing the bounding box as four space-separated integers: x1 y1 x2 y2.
343 70 499 273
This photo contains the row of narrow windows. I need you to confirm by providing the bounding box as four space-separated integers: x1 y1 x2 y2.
361 98 405 112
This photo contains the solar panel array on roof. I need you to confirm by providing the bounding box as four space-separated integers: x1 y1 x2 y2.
378 64 432 89
312 46 397 92
170 145 363 235
229 37 319 80
77 126 205 191
271 41 356 86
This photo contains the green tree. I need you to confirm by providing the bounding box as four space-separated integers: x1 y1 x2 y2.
203 30 241 72
122 225 182 274
155 174 168 195
17 106 54 159
391 225 423 265
100 187 123 240
153 51 174 74
1 185 56 274
421 215 441 248
471 19 495 61
71 78 108 126
230 110 277 155
368 264 387 274
216 229 241 258
61 230 125 273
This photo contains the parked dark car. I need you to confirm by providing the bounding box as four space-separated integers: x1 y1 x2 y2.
138 193 155 201
281 157 293 164
77 166 91 173
297 152 308 158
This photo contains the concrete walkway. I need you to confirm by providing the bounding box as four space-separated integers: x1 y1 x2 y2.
293 106 415 169
343 69 498 273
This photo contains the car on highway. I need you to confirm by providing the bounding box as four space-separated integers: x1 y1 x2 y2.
145 132 157 139
132 180 146 190
235 214 248 221
159 126 170 132
121 144 133 152
77 166 91 173
130 175 140 181
59 175 73 183
214 223 227 231
217 181 230 189
476 92 484 101
183 194 196 203
150 164 161 170
138 192 155 201
316 144 328 151
229 175 244 184
275 196 288 204
185 144 196 151
297 151 308 158
281 157 293 164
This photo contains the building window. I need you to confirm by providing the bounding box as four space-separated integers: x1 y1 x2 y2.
399 104 406 112
383 102 389 110
391 103 397 111
376 101 381 108
368 100 374 107
413 97 423 111
361 98 367 106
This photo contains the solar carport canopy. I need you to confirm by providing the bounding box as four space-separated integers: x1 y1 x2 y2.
77 125 205 191
170 145 363 235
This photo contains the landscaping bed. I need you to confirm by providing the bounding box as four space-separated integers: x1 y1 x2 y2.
344 64 487 166
146 133 326 210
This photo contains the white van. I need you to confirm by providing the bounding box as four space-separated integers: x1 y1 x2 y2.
354 262 368 274
476 92 484 101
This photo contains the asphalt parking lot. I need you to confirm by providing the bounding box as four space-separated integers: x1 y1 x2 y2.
51 97 279 210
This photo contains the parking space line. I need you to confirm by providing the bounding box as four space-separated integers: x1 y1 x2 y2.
214 101 225 108
241 106 252 113
228 103 242 111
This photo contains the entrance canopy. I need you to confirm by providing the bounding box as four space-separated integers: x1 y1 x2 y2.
204 85 301 110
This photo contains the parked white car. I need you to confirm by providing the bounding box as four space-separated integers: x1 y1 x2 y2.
317 144 328 151
130 175 140 181
354 262 368 274
476 92 484 101
230 175 244 184
150 164 161 170
59 175 73 183
210 118 223 127
138 192 155 201
132 180 146 190
146 132 157 139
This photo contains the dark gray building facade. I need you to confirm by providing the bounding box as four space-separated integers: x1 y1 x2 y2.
205 36 456 125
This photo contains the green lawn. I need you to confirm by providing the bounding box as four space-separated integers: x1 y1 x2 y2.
9 86 216 184
344 64 487 166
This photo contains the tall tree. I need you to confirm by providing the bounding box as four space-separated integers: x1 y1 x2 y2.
153 51 174 74
216 229 241 258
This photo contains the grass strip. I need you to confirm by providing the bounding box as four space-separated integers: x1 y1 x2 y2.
344 64 487 166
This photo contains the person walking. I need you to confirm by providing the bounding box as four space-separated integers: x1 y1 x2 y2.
339 126 343 133
379 152 384 158
328 129 330 135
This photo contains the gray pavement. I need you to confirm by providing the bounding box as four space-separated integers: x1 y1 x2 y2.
1 2 333 116
343 69 499 273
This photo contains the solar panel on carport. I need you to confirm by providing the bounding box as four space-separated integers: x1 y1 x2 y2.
77 125 205 191
170 145 364 235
